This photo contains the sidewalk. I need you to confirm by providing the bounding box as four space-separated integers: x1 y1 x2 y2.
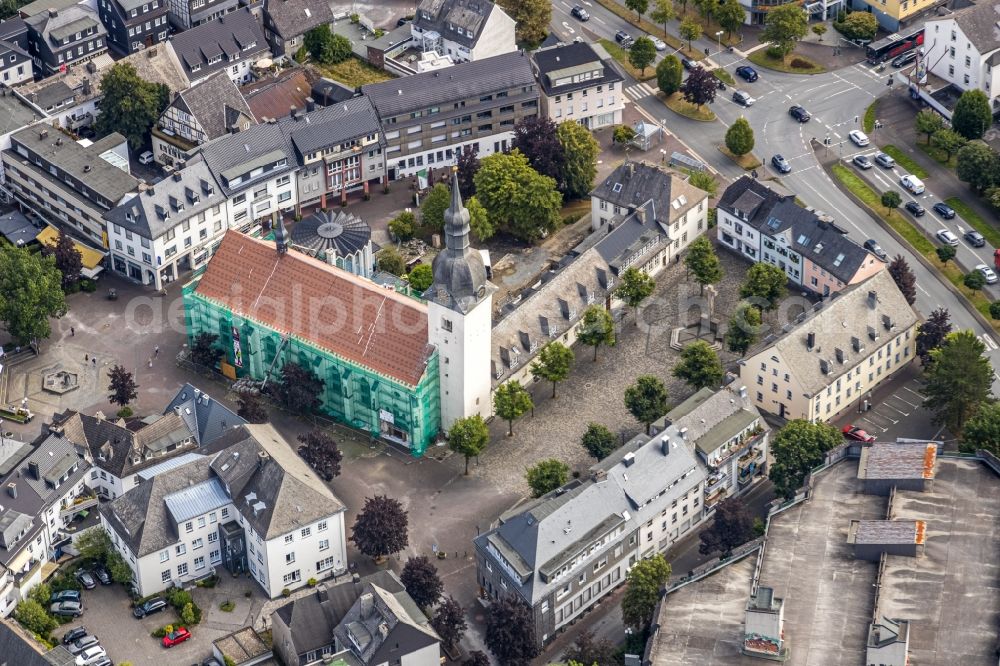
875 90 999 233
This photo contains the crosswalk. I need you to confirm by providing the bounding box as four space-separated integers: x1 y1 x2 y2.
982 334 999 351
624 82 657 101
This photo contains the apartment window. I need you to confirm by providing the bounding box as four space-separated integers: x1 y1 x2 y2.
198 516 206 528
319 539 329 551
221 508 229 518
159 550 169 563
192 538 203 550
208 532 218 544
210 549 221 563
318 520 327 532
317 556 336 572
177 563 188 577
161 570 171 583
301 527 311 538
185 521 193 533
284 534 293 544
194 556 205 570
282 570 301 584
176 544 186 555
286 552 296 564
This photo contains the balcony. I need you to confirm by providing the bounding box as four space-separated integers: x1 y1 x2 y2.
60 492 98 520
708 428 767 470
705 485 728 508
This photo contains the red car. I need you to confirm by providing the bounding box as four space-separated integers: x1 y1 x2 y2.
162 627 191 648
842 425 876 443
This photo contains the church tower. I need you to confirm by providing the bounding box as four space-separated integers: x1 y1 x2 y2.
426 169 496 432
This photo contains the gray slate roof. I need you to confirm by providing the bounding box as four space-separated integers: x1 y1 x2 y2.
0 209 37 246
104 158 226 240
284 95 382 156
262 0 332 39
591 161 696 226
25 5 104 45
163 383 246 446
199 121 294 196
532 41 622 97
0 620 58 666
657 386 766 457
17 0 81 18
168 9 268 81
362 50 534 118
950 2 1000 54
171 71 255 140
411 0 497 49
333 582 439 665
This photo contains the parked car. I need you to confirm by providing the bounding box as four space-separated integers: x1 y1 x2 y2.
202 659 223 666
853 154 873 169
90 658 113 666
133 597 167 618
965 230 986 247
788 105 810 122
74 646 107 666
51 601 83 618
874 152 896 168
614 30 633 46
848 130 870 146
732 90 755 106
162 627 192 648
63 627 88 645
736 65 758 82
396 17 410 26
75 570 97 590
904 200 925 217
681 57 695 71
92 566 111 585
900 174 925 194
892 51 917 68
863 239 888 260
137 151 154 165
650 36 666 50
937 229 959 246
68 635 100 655
571 5 590 20
932 202 956 219
51 589 82 604
771 154 791 173
842 425 876 443
976 263 999 284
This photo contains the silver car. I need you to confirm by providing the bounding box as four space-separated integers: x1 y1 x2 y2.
976 263 999 284
936 229 959 246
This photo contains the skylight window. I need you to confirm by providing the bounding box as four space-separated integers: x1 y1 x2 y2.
612 183 622 193
833 253 845 266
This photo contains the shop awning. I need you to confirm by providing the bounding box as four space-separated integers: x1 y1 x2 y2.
36 225 106 278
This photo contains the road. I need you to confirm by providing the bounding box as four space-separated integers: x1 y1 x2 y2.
550 3 1000 389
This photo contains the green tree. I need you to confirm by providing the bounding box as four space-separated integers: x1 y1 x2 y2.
836 11 877 41
14 599 57 638
613 125 637 146
629 36 658 76
526 458 569 497
888 255 917 306
717 0 745 38
621 554 671 632
725 302 762 356
768 419 841 498
43 229 82 289
351 495 409 561
625 0 648 21
679 17 702 51
0 245 67 344
693 0 714 21
485 596 538 665
956 140 1000 193
497 0 550 46
917 308 952 366
304 26 351 64
190 331 220 368
961 402 1000 454
930 128 967 161
108 365 138 408
466 196 494 241
650 0 675 36
811 23 827 40
106 550 132 584
420 183 451 231
388 211 416 241
578 304 616 361
530 341 574 398
936 245 957 264
991 301 1000 320
273 361 324 415
684 236 723 294
474 150 562 243
448 414 490 474
656 55 683 96
987 186 1000 213
698 497 755 556
28 583 52 608
581 422 618 460
76 528 113 562
952 89 993 140
689 171 718 196
881 189 902 210
964 269 987 294
94 62 169 151
493 380 533 436
915 109 945 144
924 330 993 437
739 262 787 310
407 264 433 292
376 247 407 276
614 266 656 325
762 3 808 62
556 120 600 199
624 374 669 434
673 340 724 390
725 116 755 156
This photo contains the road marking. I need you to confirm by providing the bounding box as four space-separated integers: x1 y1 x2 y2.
561 22 575 33
983 334 999 351
594 15 606 24
624 83 655 100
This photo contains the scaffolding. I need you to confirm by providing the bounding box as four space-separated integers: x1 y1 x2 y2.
183 280 441 456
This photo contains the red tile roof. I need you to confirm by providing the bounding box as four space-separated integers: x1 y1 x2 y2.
195 232 432 386
243 70 314 121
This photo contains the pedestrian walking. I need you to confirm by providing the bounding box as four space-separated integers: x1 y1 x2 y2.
148 359 153 368
92 357 96 366
85 353 89 362
70 327 75 336
153 345 160 357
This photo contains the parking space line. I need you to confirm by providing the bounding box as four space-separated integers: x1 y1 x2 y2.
881 401 909 417
871 409 900 425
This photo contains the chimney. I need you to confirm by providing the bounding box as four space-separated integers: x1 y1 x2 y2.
83 165 91 172
806 331 815 350
7 482 16 499
28 461 40 480
622 452 636 467
820 359 830 374
176 159 186 170
627 162 635 176
47 7 58 17
38 128 48 140
851 336 861 353
257 449 269 470
359 592 374 618
660 438 671 456
835 347 844 364
679 427 688 439
882 314 893 331
868 325 878 341
305 97 316 112
172 171 182 182
591 468 608 482
867 290 877 308
635 207 645 223
738 386 748 399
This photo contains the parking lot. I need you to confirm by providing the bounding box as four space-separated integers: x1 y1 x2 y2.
836 366 943 444
57 581 232 665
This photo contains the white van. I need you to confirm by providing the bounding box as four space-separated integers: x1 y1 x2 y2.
900 174 925 195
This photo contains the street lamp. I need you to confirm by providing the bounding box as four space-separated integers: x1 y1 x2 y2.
659 148 667 164
715 30 724 53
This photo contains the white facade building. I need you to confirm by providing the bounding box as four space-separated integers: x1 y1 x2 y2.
532 41 625 130
924 7 1000 113
409 0 515 64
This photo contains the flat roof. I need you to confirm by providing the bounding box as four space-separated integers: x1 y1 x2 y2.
857 441 936 481
847 519 925 545
879 458 1000 664
0 94 42 136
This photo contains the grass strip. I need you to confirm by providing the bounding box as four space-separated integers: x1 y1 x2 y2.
915 141 956 168
718 145 761 169
599 39 657 81
590 0 705 60
662 92 716 121
946 197 1000 248
747 49 825 74
881 145 929 179
316 57 394 86
712 68 735 85
863 99 877 133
